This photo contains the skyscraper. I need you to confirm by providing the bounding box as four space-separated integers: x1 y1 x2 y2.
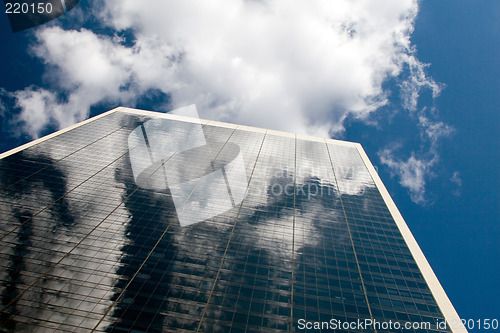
0 107 466 332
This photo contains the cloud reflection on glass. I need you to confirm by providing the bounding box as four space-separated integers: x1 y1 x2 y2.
0 110 451 332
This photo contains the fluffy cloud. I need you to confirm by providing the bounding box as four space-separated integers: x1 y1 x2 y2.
98 0 423 136
378 110 454 204
11 0 428 136
13 87 58 138
379 150 429 204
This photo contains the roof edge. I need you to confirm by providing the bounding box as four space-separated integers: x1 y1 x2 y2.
0 107 122 160
118 107 359 146
1 106 361 160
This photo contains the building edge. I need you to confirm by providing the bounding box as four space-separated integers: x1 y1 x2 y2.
354 143 467 333
0 107 123 160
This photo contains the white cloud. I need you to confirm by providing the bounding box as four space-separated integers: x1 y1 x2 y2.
9 0 435 139
418 112 454 144
101 0 422 136
13 87 57 138
379 149 432 204
2 86 70 138
11 27 186 137
378 109 454 204
451 171 462 187
450 171 462 196
398 54 443 112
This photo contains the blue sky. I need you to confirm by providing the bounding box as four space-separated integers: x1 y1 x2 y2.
410 0 499 327
343 1 500 328
0 1 498 331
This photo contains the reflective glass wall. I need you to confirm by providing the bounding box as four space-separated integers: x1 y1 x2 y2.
0 110 451 332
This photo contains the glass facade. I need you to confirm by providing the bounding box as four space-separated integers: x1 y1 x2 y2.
0 108 460 332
